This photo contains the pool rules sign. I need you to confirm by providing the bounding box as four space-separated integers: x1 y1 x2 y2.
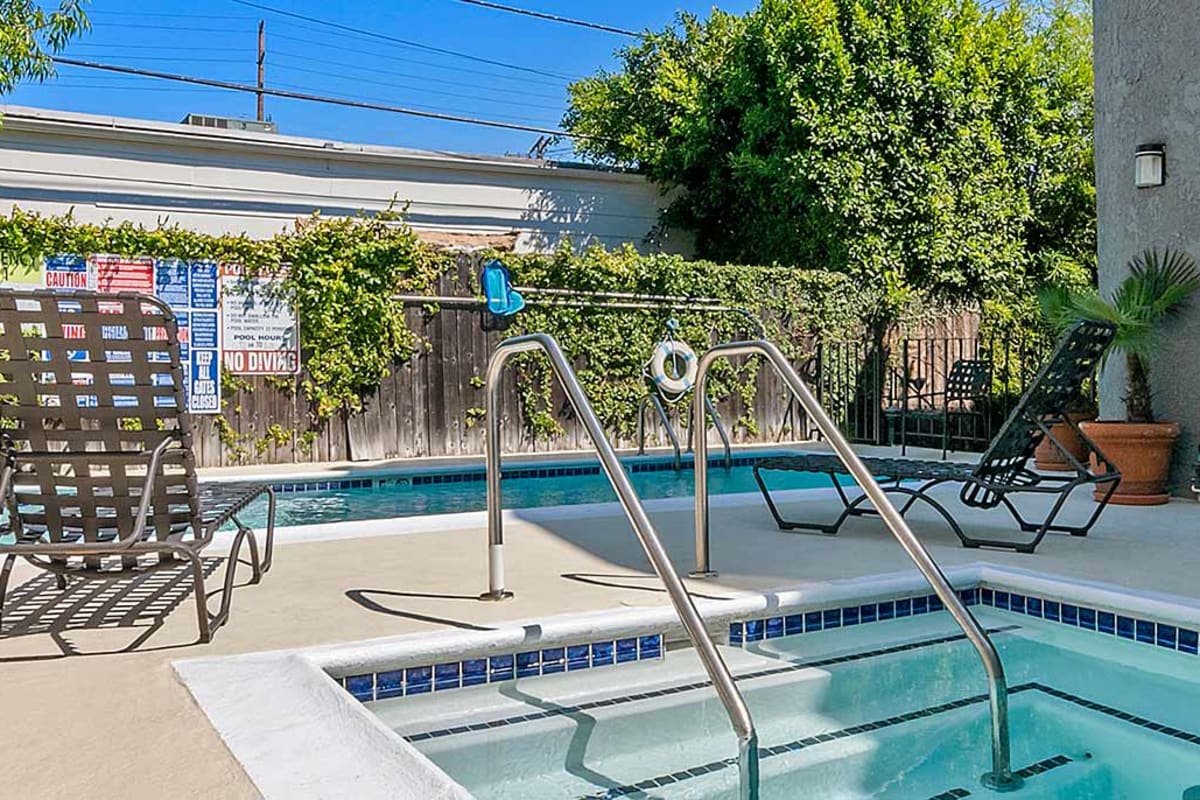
43 255 222 414
219 264 300 376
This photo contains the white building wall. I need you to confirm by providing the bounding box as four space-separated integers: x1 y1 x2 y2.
0 105 688 253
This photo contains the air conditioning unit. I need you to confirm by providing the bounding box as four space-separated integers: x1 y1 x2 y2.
181 114 278 134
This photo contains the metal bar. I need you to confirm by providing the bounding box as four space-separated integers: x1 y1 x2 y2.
704 394 733 469
483 333 759 800
692 340 1018 793
637 394 682 468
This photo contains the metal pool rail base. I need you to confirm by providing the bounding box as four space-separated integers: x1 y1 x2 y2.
479 333 760 800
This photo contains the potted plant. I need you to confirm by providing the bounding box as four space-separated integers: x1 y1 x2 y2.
1042 247 1200 504
1034 288 1100 472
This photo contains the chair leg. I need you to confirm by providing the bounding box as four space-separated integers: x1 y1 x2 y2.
55 574 67 591
184 551 213 644
0 554 16 632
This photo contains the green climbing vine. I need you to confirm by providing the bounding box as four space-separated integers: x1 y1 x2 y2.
0 207 885 458
502 243 877 439
0 206 453 424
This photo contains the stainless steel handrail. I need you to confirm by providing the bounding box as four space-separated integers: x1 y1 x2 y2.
688 394 733 469
636 393 682 469
692 340 1020 793
481 333 760 800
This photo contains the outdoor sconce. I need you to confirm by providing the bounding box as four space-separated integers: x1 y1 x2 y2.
1135 143 1166 188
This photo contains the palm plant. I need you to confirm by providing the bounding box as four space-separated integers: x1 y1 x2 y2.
1039 247 1200 423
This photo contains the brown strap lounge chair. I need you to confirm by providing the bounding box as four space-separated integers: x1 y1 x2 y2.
0 288 275 642
754 321 1120 554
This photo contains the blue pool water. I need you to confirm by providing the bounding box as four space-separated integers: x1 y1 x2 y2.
378 603 1200 799
233 450 840 528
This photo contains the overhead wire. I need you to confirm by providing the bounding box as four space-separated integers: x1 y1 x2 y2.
265 30 569 89
451 0 641 37
268 61 564 112
52 57 613 142
266 47 564 101
227 0 578 81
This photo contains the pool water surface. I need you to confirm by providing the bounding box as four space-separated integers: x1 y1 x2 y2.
231 450 842 528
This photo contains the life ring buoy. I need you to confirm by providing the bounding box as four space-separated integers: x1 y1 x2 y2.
649 339 698 396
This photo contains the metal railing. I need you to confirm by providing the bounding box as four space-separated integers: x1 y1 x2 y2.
481 333 760 800
692 340 1020 793
637 392 732 470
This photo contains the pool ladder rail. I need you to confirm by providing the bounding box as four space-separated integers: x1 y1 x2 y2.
692 340 1020 792
480 333 760 800
636 391 732 471
480 333 1021 797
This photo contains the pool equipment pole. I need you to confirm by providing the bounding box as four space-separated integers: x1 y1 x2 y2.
693 340 1020 793
483 333 760 800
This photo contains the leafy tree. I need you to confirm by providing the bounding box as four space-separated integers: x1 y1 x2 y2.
0 0 89 94
564 0 1094 321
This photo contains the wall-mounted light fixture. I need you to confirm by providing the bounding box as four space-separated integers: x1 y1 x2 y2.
1135 143 1166 188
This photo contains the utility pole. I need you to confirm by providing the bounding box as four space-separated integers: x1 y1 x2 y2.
256 20 265 121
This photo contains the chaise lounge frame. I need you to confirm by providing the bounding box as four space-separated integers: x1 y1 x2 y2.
754 321 1120 554
0 289 275 642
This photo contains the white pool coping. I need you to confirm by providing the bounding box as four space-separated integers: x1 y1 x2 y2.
209 485 850 549
172 563 1200 799
197 441 811 484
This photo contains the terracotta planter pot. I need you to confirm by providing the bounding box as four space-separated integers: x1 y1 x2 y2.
1033 412 1093 472
1080 420 1181 506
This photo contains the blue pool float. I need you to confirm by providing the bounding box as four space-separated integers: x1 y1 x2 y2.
481 259 525 317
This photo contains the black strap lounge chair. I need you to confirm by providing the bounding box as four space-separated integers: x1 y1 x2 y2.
0 289 275 642
754 321 1120 554
887 357 992 458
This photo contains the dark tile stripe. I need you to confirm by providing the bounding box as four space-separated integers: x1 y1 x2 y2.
402 625 1019 743
927 754 1075 800
575 686 1043 800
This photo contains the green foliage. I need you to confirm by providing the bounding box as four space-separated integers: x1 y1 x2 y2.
0 207 451 422
564 0 1095 319
1040 247 1200 422
0 0 88 94
275 209 445 418
503 243 874 438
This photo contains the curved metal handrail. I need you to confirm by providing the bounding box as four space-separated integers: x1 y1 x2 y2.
636 393 682 469
482 333 759 800
692 340 1019 793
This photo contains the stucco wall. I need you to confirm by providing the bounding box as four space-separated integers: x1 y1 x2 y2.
1094 0 1200 493
0 105 690 255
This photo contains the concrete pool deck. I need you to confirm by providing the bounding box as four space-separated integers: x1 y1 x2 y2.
2 443 1198 799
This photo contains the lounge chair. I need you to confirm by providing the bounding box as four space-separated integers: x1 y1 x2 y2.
885 357 992 458
753 321 1119 553
0 289 275 642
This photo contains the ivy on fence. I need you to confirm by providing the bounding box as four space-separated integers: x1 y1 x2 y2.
0 208 888 460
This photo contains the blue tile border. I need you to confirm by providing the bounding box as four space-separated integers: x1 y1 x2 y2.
340 579 1200 706
975 584 1200 659
729 589 978 647
338 633 664 702
247 452 799 495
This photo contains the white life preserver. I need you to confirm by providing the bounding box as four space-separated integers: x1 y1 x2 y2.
649 339 698 396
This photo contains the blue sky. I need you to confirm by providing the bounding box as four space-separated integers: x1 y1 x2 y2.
6 0 756 156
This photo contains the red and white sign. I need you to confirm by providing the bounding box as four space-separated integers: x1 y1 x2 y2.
220 263 300 375
89 255 154 293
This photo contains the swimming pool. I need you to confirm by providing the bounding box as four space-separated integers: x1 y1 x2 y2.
228 450 841 528
373 593 1200 799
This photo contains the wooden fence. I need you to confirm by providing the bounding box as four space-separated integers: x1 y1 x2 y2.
190 253 980 467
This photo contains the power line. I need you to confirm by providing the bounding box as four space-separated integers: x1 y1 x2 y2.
268 60 565 112
87 11 256 20
452 0 641 37
268 48 563 101
267 30 569 89
227 0 576 81
52 57 610 142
